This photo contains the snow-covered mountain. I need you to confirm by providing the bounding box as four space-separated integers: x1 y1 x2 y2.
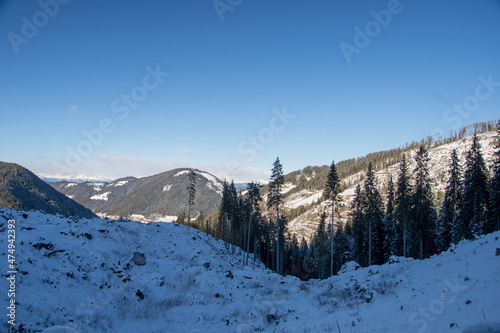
51 168 224 222
1 208 498 332
279 131 497 243
37 174 113 184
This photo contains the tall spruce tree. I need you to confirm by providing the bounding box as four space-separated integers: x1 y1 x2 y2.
394 154 412 257
458 133 489 240
384 175 396 261
187 169 196 227
363 162 385 265
268 157 285 275
487 121 500 233
324 160 340 276
351 184 367 266
440 149 462 249
245 182 262 265
411 146 437 259
314 212 329 279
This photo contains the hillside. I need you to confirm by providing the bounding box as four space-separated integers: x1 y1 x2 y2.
268 131 498 242
0 162 96 219
1 208 499 332
51 168 224 222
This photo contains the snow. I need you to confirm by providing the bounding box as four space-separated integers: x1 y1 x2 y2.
130 214 146 221
162 184 172 192
113 180 129 187
199 172 224 194
281 182 296 195
174 170 190 177
285 190 323 209
1 208 499 333
65 183 77 188
91 183 106 192
339 188 356 197
89 192 110 201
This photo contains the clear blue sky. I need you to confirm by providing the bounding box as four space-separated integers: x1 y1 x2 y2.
1 0 499 182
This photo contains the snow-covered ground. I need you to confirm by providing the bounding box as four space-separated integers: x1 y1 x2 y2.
1 208 499 333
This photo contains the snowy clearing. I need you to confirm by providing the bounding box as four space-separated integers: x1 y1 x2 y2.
0 209 499 333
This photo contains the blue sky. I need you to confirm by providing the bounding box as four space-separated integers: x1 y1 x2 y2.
1 0 499 182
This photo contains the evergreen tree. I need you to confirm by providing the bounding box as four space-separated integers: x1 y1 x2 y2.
187 170 196 227
314 212 329 279
363 162 385 265
457 133 489 240
289 233 300 276
332 221 349 275
487 121 500 233
176 210 186 225
411 146 437 259
439 149 462 249
228 181 238 252
351 184 367 266
268 157 285 275
394 155 412 257
324 160 340 277
384 175 396 261
245 182 262 265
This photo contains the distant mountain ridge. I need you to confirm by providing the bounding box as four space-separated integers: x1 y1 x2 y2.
0 161 97 219
51 168 224 222
38 173 113 184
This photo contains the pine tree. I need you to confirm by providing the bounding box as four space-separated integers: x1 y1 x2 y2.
411 146 437 259
228 181 238 253
363 162 385 265
176 210 186 225
487 121 500 233
314 212 329 279
439 149 462 249
384 175 396 261
245 182 262 265
351 184 367 266
289 233 300 276
458 133 489 240
332 221 349 275
324 160 340 277
268 157 285 275
394 155 412 257
187 170 196 227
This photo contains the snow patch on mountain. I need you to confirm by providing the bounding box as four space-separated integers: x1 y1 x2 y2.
174 170 190 177
112 180 129 187
90 192 110 201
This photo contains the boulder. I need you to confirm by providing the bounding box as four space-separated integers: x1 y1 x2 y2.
133 252 146 266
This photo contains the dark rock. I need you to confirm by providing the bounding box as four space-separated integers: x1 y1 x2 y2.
133 252 146 266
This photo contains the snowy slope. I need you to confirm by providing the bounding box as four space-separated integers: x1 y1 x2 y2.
1 209 499 333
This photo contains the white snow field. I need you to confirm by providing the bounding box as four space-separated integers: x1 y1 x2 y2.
1 208 499 333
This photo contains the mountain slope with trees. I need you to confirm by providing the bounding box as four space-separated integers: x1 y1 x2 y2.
51 168 224 222
0 161 96 219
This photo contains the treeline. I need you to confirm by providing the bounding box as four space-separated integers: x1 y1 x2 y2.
271 120 498 197
181 121 499 280
296 125 500 280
